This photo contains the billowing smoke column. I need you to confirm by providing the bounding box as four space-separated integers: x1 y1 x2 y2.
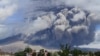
0 0 98 49
21 6 100 48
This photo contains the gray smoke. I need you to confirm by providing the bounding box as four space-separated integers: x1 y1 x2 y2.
17 0 100 48
0 0 99 48
19 5 100 48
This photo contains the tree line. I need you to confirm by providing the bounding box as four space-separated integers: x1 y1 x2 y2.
14 44 100 56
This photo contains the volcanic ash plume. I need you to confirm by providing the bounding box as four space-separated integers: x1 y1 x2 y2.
20 6 100 48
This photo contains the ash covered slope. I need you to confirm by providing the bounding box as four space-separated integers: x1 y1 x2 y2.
0 6 98 48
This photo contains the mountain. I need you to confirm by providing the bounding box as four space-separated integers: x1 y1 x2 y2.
77 48 100 52
0 41 58 53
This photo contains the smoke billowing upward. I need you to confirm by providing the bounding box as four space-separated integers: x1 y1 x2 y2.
18 5 99 49
1 0 100 49
14 0 100 48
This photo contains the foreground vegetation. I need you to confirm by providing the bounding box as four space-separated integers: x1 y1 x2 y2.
14 44 100 56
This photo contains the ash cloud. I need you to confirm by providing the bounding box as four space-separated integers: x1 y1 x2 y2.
1 0 100 48
21 7 100 48
17 0 100 48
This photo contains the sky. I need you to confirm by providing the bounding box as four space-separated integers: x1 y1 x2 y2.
0 0 100 49
0 0 28 39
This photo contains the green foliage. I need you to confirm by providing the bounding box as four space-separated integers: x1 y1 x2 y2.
58 44 71 56
82 52 88 56
95 51 100 56
14 51 26 56
39 49 44 53
14 47 32 56
71 49 82 56
89 52 94 56
24 47 32 53
14 45 100 56
38 49 45 56
52 52 59 56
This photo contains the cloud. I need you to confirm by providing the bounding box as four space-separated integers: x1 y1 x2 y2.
62 0 100 12
20 7 99 47
26 0 100 13
69 25 89 34
70 8 86 22
24 0 100 23
78 30 100 49
21 12 56 36
0 5 17 20
0 0 100 48
0 0 38 39
0 25 15 39
0 0 18 21
0 0 18 39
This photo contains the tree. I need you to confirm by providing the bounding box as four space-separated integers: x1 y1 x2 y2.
94 51 100 56
71 49 82 56
57 44 71 56
52 52 59 56
82 52 88 56
89 51 94 56
24 47 32 53
15 47 32 56
15 51 26 56
38 49 45 56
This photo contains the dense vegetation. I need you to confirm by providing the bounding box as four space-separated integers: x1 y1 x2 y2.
14 44 100 56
